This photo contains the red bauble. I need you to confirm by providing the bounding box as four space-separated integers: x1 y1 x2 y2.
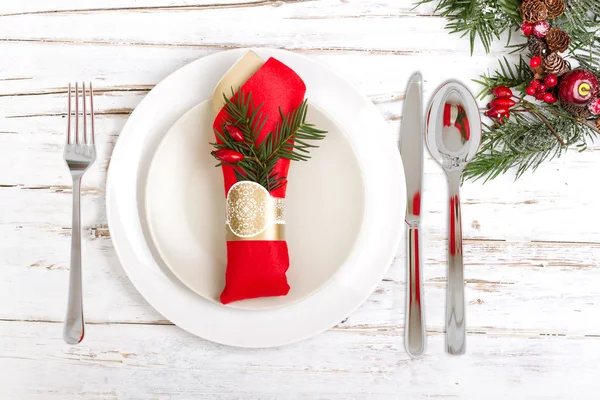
537 84 547 93
521 22 534 36
588 98 600 115
559 69 600 106
530 56 542 68
211 149 244 163
536 92 546 101
486 106 510 118
533 21 550 38
544 93 557 104
225 125 245 142
544 74 558 88
530 79 541 89
492 86 513 98
526 86 537 96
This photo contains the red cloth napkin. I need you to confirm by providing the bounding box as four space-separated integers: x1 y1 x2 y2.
213 57 306 304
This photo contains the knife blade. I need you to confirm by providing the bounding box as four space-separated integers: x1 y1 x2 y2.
399 73 425 357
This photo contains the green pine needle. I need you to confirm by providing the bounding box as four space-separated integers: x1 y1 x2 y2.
211 89 327 192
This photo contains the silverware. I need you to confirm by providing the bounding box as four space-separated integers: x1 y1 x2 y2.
63 82 96 345
425 81 481 355
400 73 426 357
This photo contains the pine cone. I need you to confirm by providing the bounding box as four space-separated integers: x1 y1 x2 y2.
546 28 571 53
528 36 549 57
544 0 565 19
596 118 600 129
561 101 591 119
543 53 570 76
521 0 549 23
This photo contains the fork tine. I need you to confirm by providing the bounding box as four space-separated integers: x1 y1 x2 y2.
67 83 72 145
75 82 79 144
89 82 95 145
83 82 87 144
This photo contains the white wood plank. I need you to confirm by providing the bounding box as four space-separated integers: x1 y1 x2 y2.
1 320 599 399
0 0 514 56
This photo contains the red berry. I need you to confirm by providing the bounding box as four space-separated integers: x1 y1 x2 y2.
521 22 534 36
536 92 546 101
530 56 542 68
537 84 547 93
491 86 513 98
486 106 510 118
530 79 541 89
211 149 244 164
588 98 600 115
526 86 537 96
545 74 558 88
225 125 245 142
489 98 516 108
544 93 557 104
533 21 550 38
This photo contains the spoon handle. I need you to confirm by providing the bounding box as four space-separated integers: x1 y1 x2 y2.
446 172 466 355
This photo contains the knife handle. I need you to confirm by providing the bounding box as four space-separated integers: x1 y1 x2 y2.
446 172 466 355
405 224 425 357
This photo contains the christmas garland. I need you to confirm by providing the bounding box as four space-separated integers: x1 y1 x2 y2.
418 0 600 182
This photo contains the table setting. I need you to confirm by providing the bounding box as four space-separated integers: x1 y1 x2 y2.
1 0 600 399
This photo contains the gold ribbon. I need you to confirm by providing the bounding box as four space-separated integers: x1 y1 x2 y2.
225 181 285 241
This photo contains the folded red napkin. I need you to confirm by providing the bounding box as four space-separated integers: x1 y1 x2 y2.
213 57 306 304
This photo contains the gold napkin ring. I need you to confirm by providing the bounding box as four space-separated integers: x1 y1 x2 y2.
225 181 285 241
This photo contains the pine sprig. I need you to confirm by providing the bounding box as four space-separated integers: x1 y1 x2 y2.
474 56 533 98
464 102 599 182
416 0 518 54
211 89 327 192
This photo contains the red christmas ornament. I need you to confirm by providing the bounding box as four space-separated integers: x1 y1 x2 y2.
530 56 542 68
559 69 600 106
536 92 546 101
544 74 558 88
492 86 513 98
530 79 541 89
211 149 244 163
544 93 557 104
526 86 537 96
488 98 516 108
225 125 245 142
486 106 510 118
521 22 534 36
588 98 600 115
533 21 550 38
537 84 547 93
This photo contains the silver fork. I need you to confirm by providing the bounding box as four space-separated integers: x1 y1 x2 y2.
63 82 96 345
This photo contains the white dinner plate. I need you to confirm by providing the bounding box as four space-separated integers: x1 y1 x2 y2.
107 48 406 347
145 100 365 310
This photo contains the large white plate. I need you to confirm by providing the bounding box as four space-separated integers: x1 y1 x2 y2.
107 48 406 347
145 100 365 310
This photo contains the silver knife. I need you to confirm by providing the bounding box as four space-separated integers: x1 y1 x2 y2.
399 73 426 357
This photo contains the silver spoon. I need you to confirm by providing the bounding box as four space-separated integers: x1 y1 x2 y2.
425 81 481 355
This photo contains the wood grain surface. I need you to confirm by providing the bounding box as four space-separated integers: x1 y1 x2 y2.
1 1 599 399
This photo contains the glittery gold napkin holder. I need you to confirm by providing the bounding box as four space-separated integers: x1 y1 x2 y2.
225 181 285 241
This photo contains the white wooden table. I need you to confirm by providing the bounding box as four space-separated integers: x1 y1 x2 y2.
2 1 599 398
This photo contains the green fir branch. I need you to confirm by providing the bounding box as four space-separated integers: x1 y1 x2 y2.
211 89 327 192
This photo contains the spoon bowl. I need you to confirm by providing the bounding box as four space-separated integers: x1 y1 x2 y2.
425 80 482 355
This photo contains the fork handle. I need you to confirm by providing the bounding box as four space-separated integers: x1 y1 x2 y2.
63 176 85 344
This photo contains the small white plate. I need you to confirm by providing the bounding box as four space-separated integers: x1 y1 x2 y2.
107 48 405 347
145 100 365 310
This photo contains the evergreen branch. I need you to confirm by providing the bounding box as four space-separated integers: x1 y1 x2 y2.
212 89 327 191
463 103 598 182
